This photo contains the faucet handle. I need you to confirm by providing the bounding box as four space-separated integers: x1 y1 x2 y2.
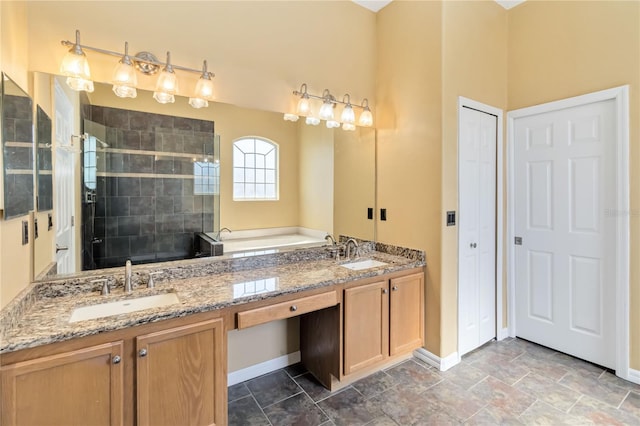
92 278 110 296
148 272 162 289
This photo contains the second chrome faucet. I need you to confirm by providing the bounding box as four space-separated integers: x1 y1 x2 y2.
124 259 133 293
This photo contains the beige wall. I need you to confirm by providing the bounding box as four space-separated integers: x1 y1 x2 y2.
507 0 640 370
377 0 443 355
440 1 508 356
33 72 56 278
26 1 376 115
1 1 33 308
334 128 376 240
298 123 333 233
217 106 300 231
228 319 299 372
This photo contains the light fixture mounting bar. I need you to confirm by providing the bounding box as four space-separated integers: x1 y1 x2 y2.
60 40 215 77
293 89 367 109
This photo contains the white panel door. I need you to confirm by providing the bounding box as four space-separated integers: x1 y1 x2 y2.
54 80 76 274
458 106 497 356
514 99 616 368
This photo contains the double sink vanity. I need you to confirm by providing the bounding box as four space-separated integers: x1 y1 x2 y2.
0 240 425 425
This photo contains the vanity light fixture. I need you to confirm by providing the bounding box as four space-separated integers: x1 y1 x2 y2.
60 30 94 92
359 99 374 127
189 60 215 109
283 83 373 130
111 42 137 98
153 52 178 104
296 83 311 115
318 89 336 121
60 30 216 108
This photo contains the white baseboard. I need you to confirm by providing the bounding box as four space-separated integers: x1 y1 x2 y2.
227 351 301 386
497 327 510 340
627 368 640 385
414 348 461 372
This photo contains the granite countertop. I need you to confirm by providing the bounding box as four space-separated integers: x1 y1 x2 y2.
0 244 425 354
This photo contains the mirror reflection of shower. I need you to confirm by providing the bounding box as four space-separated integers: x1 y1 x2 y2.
82 132 109 270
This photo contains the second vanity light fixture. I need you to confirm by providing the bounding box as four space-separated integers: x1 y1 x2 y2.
60 30 215 108
284 83 373 131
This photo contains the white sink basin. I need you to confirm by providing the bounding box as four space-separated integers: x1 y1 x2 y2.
69 292 180 323
340 259 388 271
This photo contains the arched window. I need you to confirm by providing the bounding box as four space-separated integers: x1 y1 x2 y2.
233 137 278 200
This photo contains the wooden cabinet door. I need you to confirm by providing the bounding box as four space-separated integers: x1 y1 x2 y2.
343 280 389 375
1 341 124 426
136 318 225 426
389 272 424 356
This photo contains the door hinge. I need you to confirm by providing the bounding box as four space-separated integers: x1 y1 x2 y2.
514 236 522 245
71 215 75 227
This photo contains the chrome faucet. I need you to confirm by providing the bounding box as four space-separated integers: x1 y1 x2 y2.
324 233 336 245
215 227 232 241
124 260 132 293
345 238 359 260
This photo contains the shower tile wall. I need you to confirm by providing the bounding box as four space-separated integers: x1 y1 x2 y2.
2 94 34 219
82 105 215 269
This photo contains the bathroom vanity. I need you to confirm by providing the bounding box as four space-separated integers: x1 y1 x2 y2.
0 243 425 426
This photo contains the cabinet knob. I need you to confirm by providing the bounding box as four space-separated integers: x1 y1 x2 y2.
290 305 298 312
382 288 388 294
112 355 121 364
139 348 148 357
392 286 398 291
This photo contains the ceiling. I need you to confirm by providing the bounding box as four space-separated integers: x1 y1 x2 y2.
352 0 526 13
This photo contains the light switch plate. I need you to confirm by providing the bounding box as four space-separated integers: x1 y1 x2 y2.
22 220 28 245
446 211 456 226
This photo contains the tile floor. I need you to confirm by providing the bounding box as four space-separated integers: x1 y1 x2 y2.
228 337 640 425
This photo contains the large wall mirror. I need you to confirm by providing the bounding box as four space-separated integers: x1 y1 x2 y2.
1 73 34 220
34 73 376 279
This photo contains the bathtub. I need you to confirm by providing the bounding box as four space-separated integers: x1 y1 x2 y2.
205 227 328 255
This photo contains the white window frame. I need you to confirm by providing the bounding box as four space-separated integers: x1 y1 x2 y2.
232 136 279 201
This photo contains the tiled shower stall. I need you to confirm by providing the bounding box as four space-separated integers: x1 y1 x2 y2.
81 104 219 270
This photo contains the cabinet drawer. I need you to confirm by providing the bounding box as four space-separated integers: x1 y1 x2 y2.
237 291 338 329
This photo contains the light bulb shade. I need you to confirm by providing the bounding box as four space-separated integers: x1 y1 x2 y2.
155 70 178 94
319 101 334 121
306 116 320 126
326 120 340 129
60 49 91 80
111 61 137 98
112 61 137 85
296 96 311 115
189 97 208 108
113 85 137 98
66 77 94 93
359 109 373 127
153 91 175 104
194 76 214 100
341 105 355 124
61 48 94 92
283 113 299 122
342 123 356 131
